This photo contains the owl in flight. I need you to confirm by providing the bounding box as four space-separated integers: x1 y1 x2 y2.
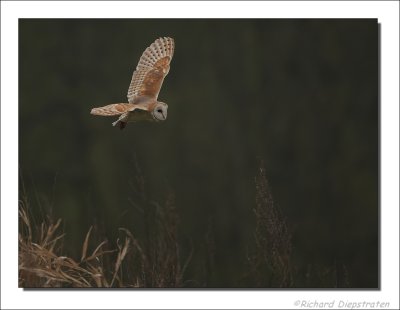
90 37 175 130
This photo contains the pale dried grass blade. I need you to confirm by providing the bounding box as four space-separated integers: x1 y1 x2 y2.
81 226 93 262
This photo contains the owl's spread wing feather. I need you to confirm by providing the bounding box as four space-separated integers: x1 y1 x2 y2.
90 103 143 116
127 37 174 103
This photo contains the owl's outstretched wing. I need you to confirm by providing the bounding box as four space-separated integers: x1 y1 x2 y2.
127 37 174 103
90 103 140 116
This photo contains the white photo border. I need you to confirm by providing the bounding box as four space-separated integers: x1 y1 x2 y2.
1 1 398 309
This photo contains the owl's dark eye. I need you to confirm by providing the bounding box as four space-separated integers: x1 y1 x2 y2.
157 109 162 113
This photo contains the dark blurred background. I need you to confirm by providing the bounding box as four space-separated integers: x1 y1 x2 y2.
19 19 378 288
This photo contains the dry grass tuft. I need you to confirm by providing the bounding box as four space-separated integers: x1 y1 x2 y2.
19 199 123 287
246 160 294 287
18 186 189 288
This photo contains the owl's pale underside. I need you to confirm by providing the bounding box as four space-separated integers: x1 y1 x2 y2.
90 37 175 130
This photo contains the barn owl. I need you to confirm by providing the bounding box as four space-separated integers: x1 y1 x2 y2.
90 37 175 130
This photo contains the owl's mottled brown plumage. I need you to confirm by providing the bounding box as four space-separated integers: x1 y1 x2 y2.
90 37 174 129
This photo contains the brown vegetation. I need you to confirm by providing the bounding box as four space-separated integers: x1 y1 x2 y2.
19 160 347 288
19 190 188 288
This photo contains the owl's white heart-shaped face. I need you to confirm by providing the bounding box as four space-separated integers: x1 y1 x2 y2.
152 102 168 121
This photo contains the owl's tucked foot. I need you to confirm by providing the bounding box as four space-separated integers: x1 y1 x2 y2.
112 120 126 130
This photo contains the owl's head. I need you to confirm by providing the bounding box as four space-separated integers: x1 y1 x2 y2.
152 102 168 121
